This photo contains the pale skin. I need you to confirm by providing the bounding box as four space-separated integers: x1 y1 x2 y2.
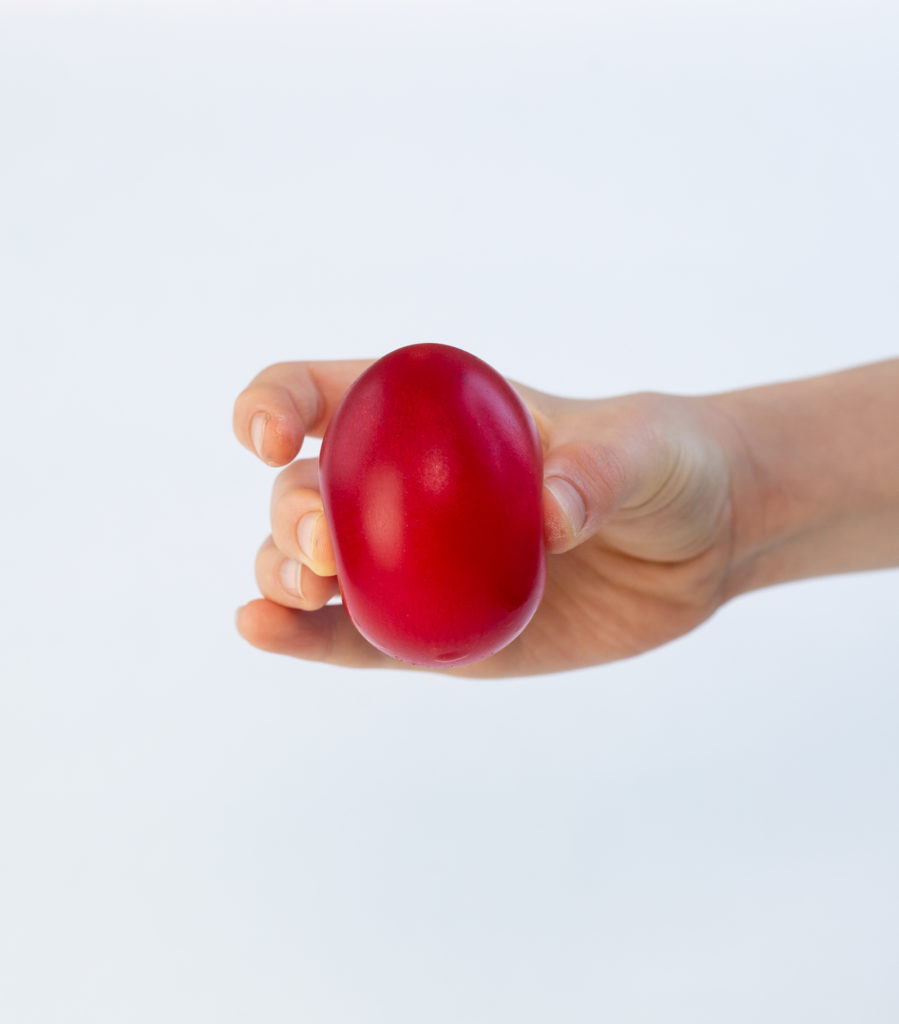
233 358 899 677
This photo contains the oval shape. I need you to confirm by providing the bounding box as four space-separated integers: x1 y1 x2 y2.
319 343 546 667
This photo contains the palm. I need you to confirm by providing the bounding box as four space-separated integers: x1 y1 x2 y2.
474 524 732 677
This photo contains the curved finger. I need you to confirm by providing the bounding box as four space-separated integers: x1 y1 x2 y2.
255 536 340 611
233 358 373 465
270 459 336 575
236 598 401 669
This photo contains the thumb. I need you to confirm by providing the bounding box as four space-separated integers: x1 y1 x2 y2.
539 396 726 559
542 440 637 554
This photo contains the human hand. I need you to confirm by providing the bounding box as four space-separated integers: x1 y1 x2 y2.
233 358 748 676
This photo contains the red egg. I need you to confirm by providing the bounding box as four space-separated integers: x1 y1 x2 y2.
319 343 546 667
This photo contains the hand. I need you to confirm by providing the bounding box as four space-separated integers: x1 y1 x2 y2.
233 359 746 676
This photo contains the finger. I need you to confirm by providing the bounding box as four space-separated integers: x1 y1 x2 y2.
542 440 632 554
236 598 401 669
540 394 720 557
539 397 666 555
233 359 373 465
270 459 336 576
234 596 560 678
255 536 340 611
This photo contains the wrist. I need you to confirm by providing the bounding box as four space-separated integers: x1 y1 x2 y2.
705 384 806 598
707 360 899 599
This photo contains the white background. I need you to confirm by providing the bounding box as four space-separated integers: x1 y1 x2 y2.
2 1 897 1021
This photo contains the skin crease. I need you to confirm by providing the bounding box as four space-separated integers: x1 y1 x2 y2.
233 357 899 678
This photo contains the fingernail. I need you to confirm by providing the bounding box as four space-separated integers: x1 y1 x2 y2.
297 511 320 563
250 411 269 460
545 477 587 537
279 558 304 598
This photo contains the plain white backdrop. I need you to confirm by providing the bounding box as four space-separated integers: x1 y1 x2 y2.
2 1 897 1021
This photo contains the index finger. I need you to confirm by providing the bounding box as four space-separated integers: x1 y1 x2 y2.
233 359 373 465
